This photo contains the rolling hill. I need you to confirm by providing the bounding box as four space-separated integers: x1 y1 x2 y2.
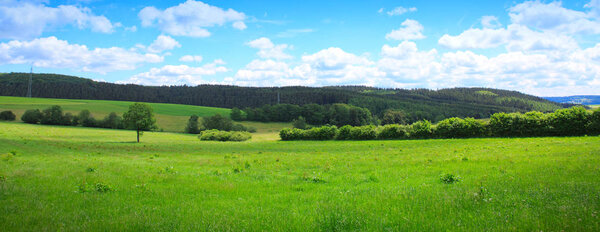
0 96 290 134
0 72 567 122
544 95 600 105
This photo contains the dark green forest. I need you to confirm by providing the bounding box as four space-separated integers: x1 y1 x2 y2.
0 72 570 122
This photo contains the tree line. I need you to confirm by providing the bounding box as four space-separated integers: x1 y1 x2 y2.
280 107 600 140
18 103 156 142
0 72 570 122
231 103 374 127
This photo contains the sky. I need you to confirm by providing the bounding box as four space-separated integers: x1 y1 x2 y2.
1 0 600 96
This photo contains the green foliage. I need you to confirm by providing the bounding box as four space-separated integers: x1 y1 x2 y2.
243 103 373 127
198 130 252 142
21 109 42 124
434 117 486 138
41 105 66 125
185 115 201 134
409 120 433 139
79 182 113 193
377 124 409 139
77 110 97 127
292 116 308 129
123 103 157 142
0 110 16 121
381 109 407 125
202 114 233 131
547 106 590 136
230 107 244 121
280 126 337 140
440 174 461 184
280 107 598 141
99 112 124 129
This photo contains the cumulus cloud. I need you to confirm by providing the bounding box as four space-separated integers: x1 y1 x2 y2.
179 55 203 62
439 24 578 52
508 1 600 34
246 37 292 60
386 6 417 16
146 35 181 53
0 36 163 74
0 1 116 39
121 60 228 86
385 19 425 41
138 0 246 37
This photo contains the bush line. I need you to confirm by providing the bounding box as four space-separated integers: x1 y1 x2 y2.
280 107 600 140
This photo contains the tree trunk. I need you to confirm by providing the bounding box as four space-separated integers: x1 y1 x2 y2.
137 128 140 143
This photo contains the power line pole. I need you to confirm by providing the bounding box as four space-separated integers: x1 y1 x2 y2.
27 65 32 98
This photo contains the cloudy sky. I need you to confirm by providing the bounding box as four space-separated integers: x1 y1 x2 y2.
1 0 600 96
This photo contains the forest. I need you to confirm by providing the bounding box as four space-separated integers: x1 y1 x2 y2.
0 72 570 122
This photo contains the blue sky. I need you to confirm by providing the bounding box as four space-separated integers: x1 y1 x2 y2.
1 0 600 96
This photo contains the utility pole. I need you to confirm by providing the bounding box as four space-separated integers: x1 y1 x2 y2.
27 65 32 98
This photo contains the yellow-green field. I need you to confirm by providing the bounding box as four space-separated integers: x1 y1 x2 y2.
0 121 599 231
0 96 290 134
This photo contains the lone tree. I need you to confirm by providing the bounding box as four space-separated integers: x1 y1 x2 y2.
185 115 201 134
123 103 156 143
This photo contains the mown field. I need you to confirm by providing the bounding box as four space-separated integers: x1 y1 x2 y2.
1 122 599 231
0 96 290 133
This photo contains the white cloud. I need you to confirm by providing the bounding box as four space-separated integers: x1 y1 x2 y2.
386 6 417 16
232 21 247 30
481 16 501 28
146 35 181 53
138 0 246 37
385 19 425 41
301 47 372 69
0 2 116 39
246 37 292 60
509 1 600 34
586 0 600 18
0 37 163 74
179 55 203 62
438 24 578 52
121 60 228 86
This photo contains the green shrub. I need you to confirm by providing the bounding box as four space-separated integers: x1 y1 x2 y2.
202 114 233 131
185 115 201 134
199 130 252 142
304 126 338 140
589 108 600 135
440 173 460 184
41 105 66 125
100 112 124 129
547 106 591 136
408 120 433 139
434 117 485 138
292 116 308 129
336 125 353 140
0 110 16 121
348 125 377 140
377 124 409 139
21 109 42 124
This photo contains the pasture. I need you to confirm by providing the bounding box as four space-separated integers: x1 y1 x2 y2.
0 96 290 133
0 122 599 231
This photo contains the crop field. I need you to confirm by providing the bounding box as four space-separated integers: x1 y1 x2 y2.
0 96 290 133
1 121 599 231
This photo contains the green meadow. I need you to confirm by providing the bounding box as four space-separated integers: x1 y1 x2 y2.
1 121 599 231
0 96 290 133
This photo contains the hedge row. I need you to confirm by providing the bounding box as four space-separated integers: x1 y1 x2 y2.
199 130 252 142
280 107 600 140
21 106 125 129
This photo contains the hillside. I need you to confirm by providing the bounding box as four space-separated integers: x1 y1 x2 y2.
544 95 600 105
0 96 289 134
0 72 566 121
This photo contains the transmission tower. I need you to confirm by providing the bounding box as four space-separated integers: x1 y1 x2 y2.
26 65 33 98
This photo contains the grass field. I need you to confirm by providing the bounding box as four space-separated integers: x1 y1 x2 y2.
1 121 599 231
590 105 600 109
0 96 290 133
